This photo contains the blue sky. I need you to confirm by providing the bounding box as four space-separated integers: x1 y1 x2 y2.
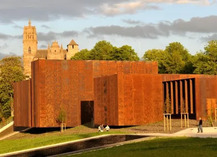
0 0 217 58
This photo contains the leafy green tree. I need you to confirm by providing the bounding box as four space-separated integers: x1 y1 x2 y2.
164 51 185 74
143 49 167 73
89 40 114 60
193 40 217 75
56 108 67 132
112 45 139 61
71 49 90 60
71 40 139 61
0 56 25 121
164 42 193 74
143 43 193 74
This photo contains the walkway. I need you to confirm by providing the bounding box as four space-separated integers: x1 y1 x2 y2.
137 127 217 138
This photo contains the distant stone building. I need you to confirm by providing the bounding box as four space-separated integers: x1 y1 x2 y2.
23 20 79 77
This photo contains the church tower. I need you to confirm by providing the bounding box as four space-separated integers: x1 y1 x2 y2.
23 20 38 77
66 40 79 59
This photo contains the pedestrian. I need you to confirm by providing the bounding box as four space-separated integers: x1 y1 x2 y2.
197 117 203 133
98 125 103 132
101 124 104 131
105 125 110 131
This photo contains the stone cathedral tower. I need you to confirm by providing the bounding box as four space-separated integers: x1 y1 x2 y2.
23 20 79 77
23 20 38 77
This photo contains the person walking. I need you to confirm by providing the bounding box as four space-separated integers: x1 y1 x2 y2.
198 117 203 133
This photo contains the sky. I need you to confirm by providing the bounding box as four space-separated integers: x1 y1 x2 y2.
0 0 217 59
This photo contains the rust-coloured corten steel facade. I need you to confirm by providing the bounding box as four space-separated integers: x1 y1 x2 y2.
14 60 217 128
14 60 158 127
161 74 217 120
94 74 163 126
14 80 32 127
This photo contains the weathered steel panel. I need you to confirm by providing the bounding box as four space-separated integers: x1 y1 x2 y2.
94 74 163 126
118 74 163 125
14 80 31 127
13 60 164 128
162 75 217 120
94 75 118 126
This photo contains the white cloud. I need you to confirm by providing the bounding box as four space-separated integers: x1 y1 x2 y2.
100 0 215 16
101 1 159 16
0 0 215 23
145 0 213 5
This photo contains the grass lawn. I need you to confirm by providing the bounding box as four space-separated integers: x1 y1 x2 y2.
0 120 215 156
0 126 124 154
69 137 217 157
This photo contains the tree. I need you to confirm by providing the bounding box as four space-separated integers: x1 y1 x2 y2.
0 56 25 121
193 40 217 75
143 43 194 74
143 49 167 73
164 42 193 74
71 40 139 61
56 108 66 132
71 49 90 60
112 45 139 61
89 40 114 60
164 51 185 74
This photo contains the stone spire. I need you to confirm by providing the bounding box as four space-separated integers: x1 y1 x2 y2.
28 19 31 26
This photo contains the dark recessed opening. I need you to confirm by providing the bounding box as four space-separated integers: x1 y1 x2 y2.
81 101 94 124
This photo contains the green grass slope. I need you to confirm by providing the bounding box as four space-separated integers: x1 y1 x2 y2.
70 137 217 157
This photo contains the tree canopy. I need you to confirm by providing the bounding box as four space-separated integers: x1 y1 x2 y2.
143 42 194 74
0 56 25 121
193 40 217 75
143 49 167 73
71 40 139 61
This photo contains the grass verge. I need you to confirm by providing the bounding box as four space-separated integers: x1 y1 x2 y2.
69 137 217 157
0 129 124 154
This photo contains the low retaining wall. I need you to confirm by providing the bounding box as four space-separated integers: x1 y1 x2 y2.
2 135 146 157
0 122 14 139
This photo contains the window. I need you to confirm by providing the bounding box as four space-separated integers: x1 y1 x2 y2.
28 47 31 53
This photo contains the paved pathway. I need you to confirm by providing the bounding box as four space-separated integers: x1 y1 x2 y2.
137 127 217 138
174 126 217 138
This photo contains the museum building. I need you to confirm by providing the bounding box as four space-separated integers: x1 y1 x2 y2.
13 21 217 128
14 59 217 128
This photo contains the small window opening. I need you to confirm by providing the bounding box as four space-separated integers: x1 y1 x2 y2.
28 47 31 53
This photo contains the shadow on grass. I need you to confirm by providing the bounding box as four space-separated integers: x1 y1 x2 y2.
14 127 73 134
